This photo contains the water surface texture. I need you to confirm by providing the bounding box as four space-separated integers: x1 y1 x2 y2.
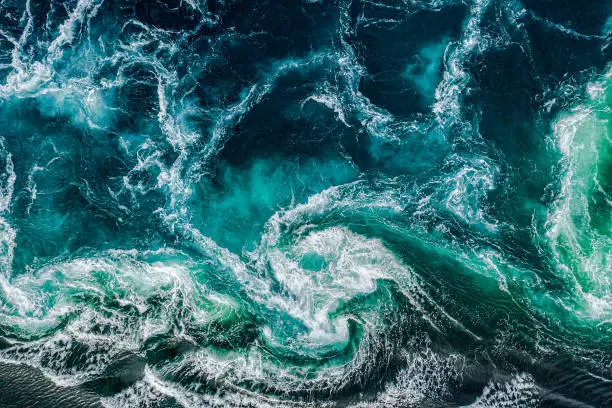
0 0 611 407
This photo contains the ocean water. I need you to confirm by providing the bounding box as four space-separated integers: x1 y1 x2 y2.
0 0 610 407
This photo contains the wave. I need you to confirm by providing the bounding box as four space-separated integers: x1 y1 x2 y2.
0 0 610 406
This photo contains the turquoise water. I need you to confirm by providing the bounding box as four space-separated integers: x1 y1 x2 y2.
0 0 610 407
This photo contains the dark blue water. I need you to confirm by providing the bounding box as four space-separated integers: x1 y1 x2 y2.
0 0 610 407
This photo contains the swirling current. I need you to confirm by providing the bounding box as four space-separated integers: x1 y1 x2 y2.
0 0 610 407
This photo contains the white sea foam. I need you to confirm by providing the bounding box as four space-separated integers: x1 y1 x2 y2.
464 374 539 408
261 227 399 347
0 248 234 387
103 365 321 408
433 0 492 126
375 347 465 406
0 1 606 406
545 67 612 321
445 155 498 230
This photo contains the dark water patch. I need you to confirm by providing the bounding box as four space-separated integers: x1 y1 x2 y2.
0 362 103 408
350 2 468 116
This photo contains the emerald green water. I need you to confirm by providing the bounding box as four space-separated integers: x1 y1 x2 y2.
0 0 610 407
